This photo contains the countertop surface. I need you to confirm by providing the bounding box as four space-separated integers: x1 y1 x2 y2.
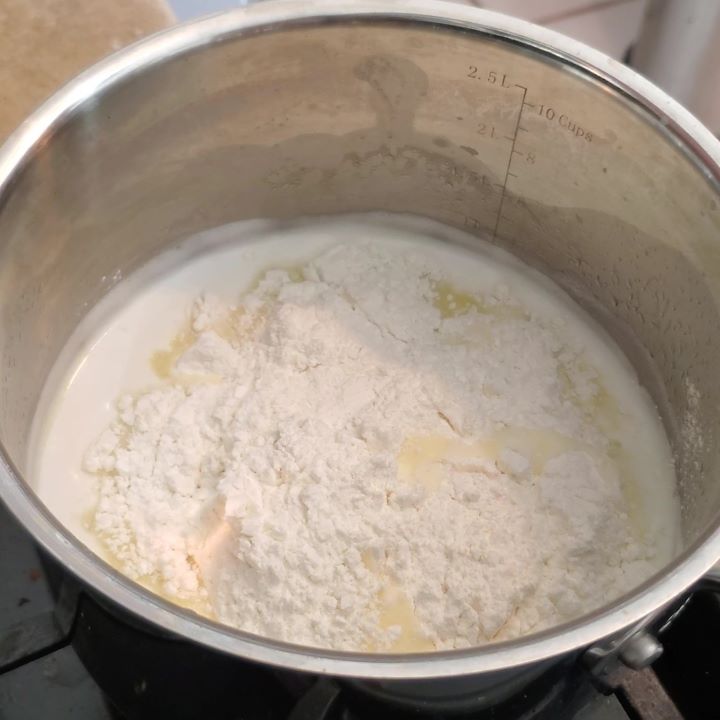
0 0 173 140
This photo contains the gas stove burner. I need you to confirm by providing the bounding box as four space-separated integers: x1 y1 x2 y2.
0 505 716 719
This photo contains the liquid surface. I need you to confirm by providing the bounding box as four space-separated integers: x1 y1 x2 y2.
29 214 681 652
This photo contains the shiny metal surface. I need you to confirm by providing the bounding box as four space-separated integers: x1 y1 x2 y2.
618 633 664 671
0 0 720 683
630 0 720 135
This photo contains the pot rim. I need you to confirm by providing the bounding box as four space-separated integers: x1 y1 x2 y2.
1 0 720 679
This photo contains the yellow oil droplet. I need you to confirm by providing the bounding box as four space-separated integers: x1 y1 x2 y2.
150 324 196 379
360 552 434 652
377 584 435 653
552 366 646 536
591 384 622 436
556 357 622 437
361 549 380 573
151 265 306 380
81 506 96 531
489 426 591 475
285 266 306 283
397 427 603 486
432 280 483 318
490 425 647 540
431 280 528 321
211 307 245 344
95 532 214 618
397 436 453 491
397 435 507 489
246 264 306 295
607 440 646 539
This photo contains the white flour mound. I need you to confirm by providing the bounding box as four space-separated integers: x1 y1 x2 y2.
84 238 664 651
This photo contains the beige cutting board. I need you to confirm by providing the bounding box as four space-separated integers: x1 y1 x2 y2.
0 0 174 140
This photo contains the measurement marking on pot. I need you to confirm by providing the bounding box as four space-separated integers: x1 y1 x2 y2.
477 123 497 137
461 67 543 237
535 103 594 142
492 83 528 241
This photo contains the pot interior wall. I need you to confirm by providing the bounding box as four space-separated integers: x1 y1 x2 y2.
1 20 719 554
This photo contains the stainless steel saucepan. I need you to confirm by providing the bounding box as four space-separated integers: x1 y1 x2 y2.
1 0 719 708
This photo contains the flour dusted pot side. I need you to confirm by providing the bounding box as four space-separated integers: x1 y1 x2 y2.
1 0 720 707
